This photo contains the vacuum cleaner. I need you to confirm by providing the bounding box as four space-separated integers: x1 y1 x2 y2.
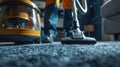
61 0 96 44
0 0 41 44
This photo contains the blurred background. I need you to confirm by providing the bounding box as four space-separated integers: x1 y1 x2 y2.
32 0 120 41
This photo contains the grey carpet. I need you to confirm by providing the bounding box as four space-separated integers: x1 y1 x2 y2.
0 41 120 67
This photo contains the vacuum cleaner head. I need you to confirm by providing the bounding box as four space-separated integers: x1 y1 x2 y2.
61 36 96 44
61 28 96 44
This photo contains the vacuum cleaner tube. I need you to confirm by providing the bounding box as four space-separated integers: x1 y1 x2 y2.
0 0 41 44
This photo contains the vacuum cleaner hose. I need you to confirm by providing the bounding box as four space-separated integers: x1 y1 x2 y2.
76 0 87 14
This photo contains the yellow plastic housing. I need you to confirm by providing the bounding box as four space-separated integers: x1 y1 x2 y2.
0 28 40 36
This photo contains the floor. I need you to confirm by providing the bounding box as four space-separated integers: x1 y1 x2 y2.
0 41 120 67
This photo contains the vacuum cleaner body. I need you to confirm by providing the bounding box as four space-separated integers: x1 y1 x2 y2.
61 0 96 44
0 0 41 44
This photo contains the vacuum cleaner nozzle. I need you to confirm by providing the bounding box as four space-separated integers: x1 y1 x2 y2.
61 31 96 44
61 36 96 44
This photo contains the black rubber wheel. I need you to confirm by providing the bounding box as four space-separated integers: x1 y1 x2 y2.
34 37 41 44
